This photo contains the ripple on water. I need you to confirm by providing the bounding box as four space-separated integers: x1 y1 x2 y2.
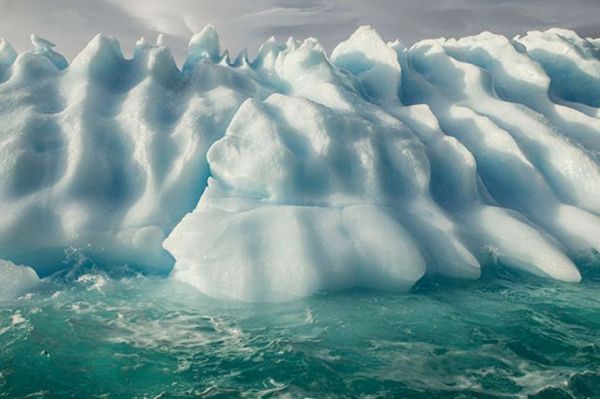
0 269 599 398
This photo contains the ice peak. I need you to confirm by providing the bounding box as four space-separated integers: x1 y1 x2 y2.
285 37 299 51
331 25 401 101
136 36 179 78
28 34 68 70
257 36 279 54
514 27 584 45
253 36 287 68
133 34 171 59
219 49 231 65
30 34 56 52
332 25 399 71
350 25 377 39
74 34 124 63
448 31 510 48
68 33 125 77
135 36 148 48
134 36 153 57
233 49 250 67
0 38 17 66
187 24 221 64
340 25 390 51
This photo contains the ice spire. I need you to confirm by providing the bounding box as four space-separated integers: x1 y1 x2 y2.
0 37 17 67
31 34 56 52
219 49 231 65
30 33 68 70
135 36 148 48
232 49 250 67
184 24 221 70
331 25 402 102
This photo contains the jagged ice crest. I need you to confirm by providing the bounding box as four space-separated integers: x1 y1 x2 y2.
0 25 599 301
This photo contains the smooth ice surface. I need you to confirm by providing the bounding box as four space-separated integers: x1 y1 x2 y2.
0 259 40 300
0 26 599 300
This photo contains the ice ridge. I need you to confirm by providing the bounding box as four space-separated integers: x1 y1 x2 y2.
0 26 598 301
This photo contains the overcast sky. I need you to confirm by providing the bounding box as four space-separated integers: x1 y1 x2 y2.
1 0 599 62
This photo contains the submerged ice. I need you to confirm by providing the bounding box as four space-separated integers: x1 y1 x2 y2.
0 26 599 301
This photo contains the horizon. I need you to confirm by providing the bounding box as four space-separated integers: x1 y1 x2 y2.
1 24 598 66
1 0 599 61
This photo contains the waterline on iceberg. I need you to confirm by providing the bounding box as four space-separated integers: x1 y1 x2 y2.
0 25 599 301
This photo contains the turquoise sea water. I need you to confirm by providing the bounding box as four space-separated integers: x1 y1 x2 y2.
1 262 599 398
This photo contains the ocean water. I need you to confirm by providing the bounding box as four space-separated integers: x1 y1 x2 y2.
1 261 599 398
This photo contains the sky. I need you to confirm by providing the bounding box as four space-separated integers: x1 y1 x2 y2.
0 0 599 62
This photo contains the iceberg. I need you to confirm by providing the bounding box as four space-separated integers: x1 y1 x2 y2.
0 25 598 301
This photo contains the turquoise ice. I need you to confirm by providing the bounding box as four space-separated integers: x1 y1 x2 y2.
0 26 599 301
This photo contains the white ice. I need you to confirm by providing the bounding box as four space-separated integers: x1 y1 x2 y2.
0 25 598 301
